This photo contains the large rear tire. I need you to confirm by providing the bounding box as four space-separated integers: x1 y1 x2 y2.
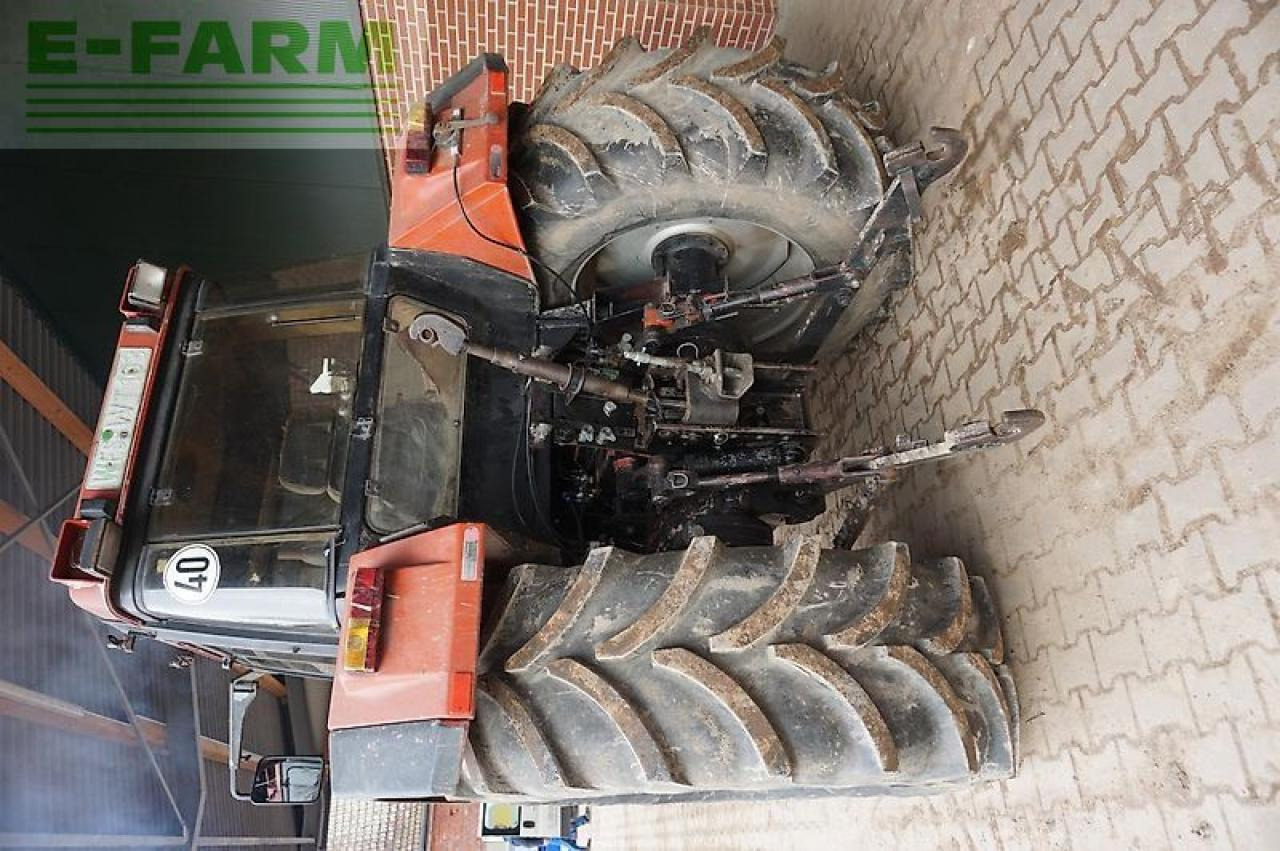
512 33 907 360
460 536 1016 803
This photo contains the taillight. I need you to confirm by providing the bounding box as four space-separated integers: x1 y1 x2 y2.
343 566 385 672
403 103 434 174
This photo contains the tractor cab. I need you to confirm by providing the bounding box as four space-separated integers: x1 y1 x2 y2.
118 263 477 639
50 248 539 801
52 249 535 663
137 283 365 635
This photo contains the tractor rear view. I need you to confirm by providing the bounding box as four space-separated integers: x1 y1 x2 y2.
52 33 1042 806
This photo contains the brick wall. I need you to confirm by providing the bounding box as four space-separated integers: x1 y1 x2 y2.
358 0 775 167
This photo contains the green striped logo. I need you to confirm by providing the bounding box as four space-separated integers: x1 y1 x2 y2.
11 3 399 146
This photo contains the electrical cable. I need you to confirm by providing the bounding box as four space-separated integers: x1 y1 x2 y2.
515 385 571 546
452 148 594 549
508 385 533 536
451 149 617 550
739 241 794 293
450 157 594 337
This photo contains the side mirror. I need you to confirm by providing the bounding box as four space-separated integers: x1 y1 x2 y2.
250 756 326 805
229 673 325 805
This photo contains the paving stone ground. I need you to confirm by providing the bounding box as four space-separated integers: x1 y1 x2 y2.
593 0 1280 847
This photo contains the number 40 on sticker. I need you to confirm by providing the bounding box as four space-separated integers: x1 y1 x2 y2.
163 544 221 604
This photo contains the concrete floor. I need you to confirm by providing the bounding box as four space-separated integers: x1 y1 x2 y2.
594 0 1280 847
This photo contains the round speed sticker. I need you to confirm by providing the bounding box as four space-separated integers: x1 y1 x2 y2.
163 544 221 605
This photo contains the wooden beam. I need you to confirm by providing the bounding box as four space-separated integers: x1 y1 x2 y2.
0 499 54 560
0 680 163 749
0 340 94 455
0 679 254 768
178 648 289 700
228 662 289 700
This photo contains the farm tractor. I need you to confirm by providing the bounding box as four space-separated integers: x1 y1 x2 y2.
52 34 1042 804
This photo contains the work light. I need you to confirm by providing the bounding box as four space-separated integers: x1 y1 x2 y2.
126 260 168 310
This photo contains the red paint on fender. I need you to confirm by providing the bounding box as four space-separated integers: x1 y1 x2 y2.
328 523 486 730
388 60 535 283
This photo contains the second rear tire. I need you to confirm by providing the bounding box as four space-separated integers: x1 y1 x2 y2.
460 535 1016 803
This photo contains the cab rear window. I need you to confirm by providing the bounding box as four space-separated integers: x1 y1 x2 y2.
147 298 364 539
365 296 467 533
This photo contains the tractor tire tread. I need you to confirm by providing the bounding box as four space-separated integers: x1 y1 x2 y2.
464 535 1016 803
511 30 894 358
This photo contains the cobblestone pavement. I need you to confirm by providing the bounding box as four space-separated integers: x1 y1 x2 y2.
593 0 1280 847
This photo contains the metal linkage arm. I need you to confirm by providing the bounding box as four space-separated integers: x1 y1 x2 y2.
688 128 969 325
677 410 1044 492
407 312 648 405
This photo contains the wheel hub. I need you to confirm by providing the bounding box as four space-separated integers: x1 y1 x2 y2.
650 232 731 294
577 217 816 295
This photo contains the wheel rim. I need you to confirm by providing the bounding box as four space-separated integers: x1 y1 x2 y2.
574 216 816 294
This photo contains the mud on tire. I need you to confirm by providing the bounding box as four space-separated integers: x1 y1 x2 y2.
461 536 1017 803
512 32 908 359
